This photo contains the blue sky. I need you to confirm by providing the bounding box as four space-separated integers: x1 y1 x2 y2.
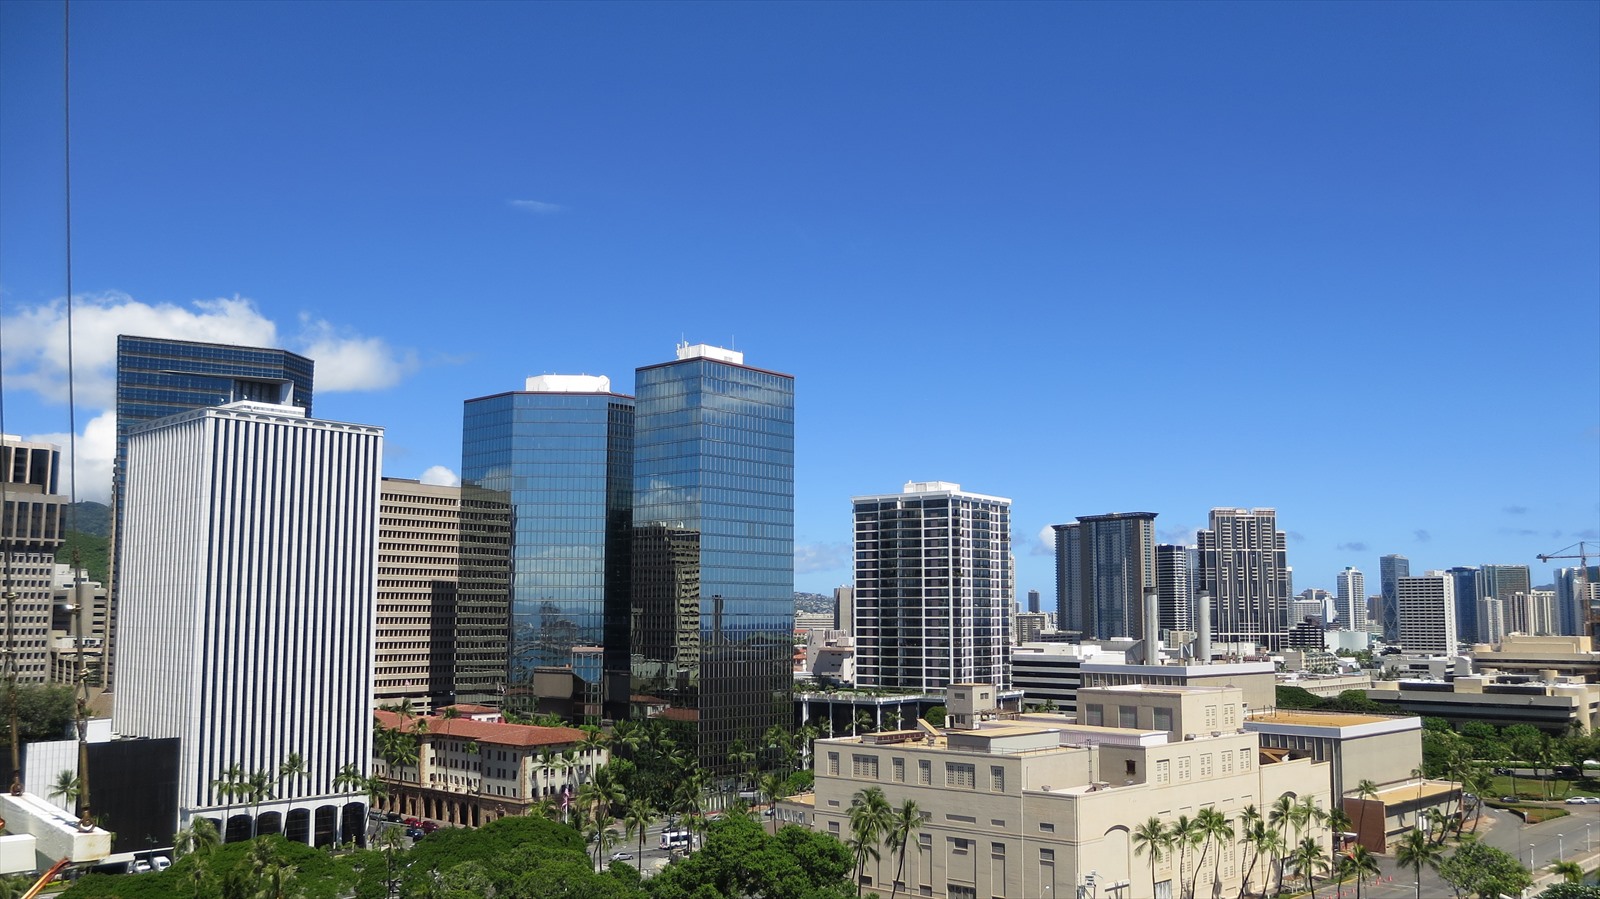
2 1 1596 600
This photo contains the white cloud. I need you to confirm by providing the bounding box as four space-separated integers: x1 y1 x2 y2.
795 541 851 575
508 199 565 214
24 410 117 504
419 465 460 487
1031 525 1056 556
295 315 419 392
2 292 278 408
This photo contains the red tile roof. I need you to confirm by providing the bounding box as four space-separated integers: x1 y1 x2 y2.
440 704 501 715
373 710 588 749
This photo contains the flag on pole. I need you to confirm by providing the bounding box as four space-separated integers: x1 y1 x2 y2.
561 785 572 814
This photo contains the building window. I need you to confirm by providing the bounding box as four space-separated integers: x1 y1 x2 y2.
1084 704 1104 726
828 752 840 776
950 838 971 854
1039 822 1055 833
991 766 1005 792
918 759 931 785
1200 754 1213 778
853 754 880 780
1119 706 1137 728
946 762 976 788
1205 705 1218 729
949 887 977 899
991 842 1006 858
1240 749 1252 771
1154 707 1173 732
829 821 840 835
1155 759 1170 784
1178 757 1191 781
893 758 906 783
1039 848 1055 861
1125 759 1137 777
1221 751 1234 774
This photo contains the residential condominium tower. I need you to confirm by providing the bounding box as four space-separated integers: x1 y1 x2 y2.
461 375 634 720
1197 508 1291 651
113 401 380 844
109 336 314 689
1335 566 1366 629
854 481 1012 693
631 344 794 773
1447 567 1481 643
1155 544 1194 637
1379 554 1410 643
1054 512 1157 641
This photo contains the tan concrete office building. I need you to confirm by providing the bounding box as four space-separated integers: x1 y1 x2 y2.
796 684 1330 899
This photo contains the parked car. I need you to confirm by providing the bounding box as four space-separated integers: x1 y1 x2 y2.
152 856 172 872
1566 797 1587 804
420 820 440 834
610 851 634 862
131 861 152 874
1502 796 1519 803
405 827 424 839
404 817 422 828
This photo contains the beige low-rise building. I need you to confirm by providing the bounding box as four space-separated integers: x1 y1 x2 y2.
791 683 1329 899
372 709 606 827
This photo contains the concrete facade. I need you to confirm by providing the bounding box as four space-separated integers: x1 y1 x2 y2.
794 684 1330 899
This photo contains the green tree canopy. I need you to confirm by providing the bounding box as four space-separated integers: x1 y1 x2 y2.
1437 837 1532 899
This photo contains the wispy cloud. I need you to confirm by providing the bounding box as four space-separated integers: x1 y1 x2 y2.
1337 541 1368 552
419 466 460 487
509 199 565 214
1578 529 1600 540
1503 505 1529 515
1499 527 1540 537
1287 531 1306 543
1414 529 1432 543
796 542 851 575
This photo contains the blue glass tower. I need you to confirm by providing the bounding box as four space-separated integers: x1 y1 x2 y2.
631 344 794 772
461 375 634 721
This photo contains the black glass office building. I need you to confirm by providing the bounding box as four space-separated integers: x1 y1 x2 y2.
110 335 314 686
461 379 635 720
632 346 794 773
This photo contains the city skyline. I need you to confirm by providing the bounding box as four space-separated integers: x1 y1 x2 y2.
0 2 1595 604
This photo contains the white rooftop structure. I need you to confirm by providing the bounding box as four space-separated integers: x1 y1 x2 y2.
524 374 614 393
674 342 744 364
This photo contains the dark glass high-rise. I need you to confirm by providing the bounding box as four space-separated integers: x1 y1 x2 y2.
631 344 794 773
461 375 635 721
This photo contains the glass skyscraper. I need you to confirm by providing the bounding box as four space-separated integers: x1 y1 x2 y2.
110 336 314 687
631 344 794 773
461 375 634 721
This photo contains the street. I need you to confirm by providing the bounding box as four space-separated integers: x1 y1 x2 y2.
1357 802 1600 898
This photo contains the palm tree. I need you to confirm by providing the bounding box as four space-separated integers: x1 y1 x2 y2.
1133 816 1172 897
48 770 80 812
796 723 820 769
211 763 246 840
764 724 795 771
727 739 756 793
1289 836 1329 898
852 711 872 736
1394 828 1443 899
885 798 922 899
1195 807 1234 899
624 797 654 864
849 787 892 897
1337 844 1380 899
1326 807 1354 855
1353 779 1379 849
243 769 275 837
1267 794 1295 894
174 817 220 859
759 771 789 834
1549 860 1585 885
1170 814 1202 899
1235 808 1277 899
254 861 298 899
276 752 307 797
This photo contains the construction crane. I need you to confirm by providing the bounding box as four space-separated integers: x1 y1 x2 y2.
1538 542 1596 640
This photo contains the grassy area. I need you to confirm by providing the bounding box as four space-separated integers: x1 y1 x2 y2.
1484 800 1572 824
1486 774 1600 801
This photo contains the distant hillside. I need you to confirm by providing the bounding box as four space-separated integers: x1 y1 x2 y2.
64 501 110 537
55 532 109 586
795 591 833 614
